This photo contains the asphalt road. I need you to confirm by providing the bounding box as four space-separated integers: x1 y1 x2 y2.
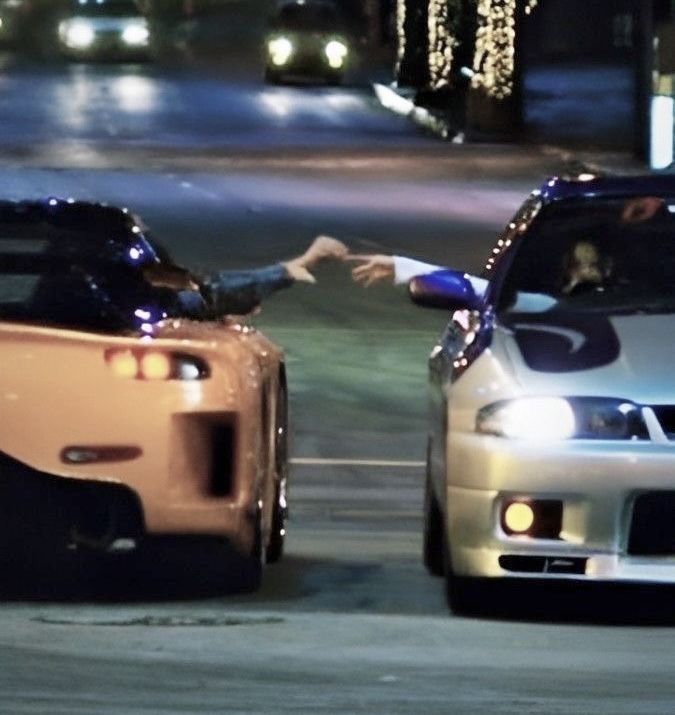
0 57 671 715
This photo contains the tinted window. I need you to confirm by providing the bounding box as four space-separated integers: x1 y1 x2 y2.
275 3 341 31
70 0 140 17
498 196 675 315
0 211 181 333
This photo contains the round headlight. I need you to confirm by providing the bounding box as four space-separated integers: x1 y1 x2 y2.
324 40 348 68
268 37 293 66
64 21 95 49
122 23 149 46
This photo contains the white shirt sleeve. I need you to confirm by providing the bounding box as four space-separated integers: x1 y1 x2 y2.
393 255 488 299
393 256 444 285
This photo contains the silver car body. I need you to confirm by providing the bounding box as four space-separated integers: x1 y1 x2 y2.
424 175 675 604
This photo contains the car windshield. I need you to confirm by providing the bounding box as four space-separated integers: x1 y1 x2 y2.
0 213 183 333
274 3 341 31
497 196 675 316
70 0 140 17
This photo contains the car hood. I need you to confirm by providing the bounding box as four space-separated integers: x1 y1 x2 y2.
498 311 675 404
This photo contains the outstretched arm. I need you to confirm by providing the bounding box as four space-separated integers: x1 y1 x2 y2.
347 253 445 286
203 235 348 316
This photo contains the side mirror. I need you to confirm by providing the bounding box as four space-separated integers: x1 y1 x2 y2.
408 269 482 311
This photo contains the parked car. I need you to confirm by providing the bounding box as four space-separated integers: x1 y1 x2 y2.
0 198 288 586
263 0 349 84
417 174 675 612
57 0 151 60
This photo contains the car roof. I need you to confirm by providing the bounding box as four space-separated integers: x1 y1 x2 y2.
0 197 141 245
0 197 168 267
537 174 675 204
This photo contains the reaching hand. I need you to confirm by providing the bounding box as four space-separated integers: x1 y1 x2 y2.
283 235 349 284
345 254 395 287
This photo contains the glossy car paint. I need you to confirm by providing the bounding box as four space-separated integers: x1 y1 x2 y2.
0 200 287 570
0 320 284 554
426 175 675 596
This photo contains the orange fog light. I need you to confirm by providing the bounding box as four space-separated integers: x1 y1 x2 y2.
503 501 535 534
139 351 172 380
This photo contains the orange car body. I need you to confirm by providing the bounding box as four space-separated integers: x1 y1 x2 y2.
0 317 286 558
0 198 289 577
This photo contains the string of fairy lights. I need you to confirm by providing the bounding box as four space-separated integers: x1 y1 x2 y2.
397 0 539 99
427 0 459 90
395 0 407 78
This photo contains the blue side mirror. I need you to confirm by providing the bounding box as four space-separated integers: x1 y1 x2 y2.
408 269 482 311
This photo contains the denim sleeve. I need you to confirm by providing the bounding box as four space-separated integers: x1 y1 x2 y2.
201 264 293 316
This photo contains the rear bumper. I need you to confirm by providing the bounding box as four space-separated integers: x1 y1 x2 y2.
0 444 254 554
0 449 144 552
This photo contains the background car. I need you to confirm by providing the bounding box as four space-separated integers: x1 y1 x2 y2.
0 197 288 587
263 0 349 85
415 174 675 613
57 0 151 60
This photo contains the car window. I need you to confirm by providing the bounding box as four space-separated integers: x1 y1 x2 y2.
0 218 181 332
274 3 342 32
70 0 141 17
497 196 675 315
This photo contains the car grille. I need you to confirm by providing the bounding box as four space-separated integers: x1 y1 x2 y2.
650 405 675 439
627 491 675 556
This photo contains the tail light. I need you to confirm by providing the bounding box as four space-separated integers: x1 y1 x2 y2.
105 349 210 381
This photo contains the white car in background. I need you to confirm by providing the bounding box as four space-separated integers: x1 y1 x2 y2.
416 174 675 613
58 0 151 60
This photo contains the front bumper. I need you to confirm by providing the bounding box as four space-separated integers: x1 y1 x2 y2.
446 434 675 583
59 34 151 60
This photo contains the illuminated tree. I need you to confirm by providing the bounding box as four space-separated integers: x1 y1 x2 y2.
470 0 538 100
464 0 539 133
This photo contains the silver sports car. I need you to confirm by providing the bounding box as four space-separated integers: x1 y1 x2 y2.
416 174 675 613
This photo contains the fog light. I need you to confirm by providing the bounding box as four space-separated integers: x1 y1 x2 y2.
503 501 534 534
501 498 564 538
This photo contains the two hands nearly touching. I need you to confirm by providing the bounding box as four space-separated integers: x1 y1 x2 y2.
283 235 395 287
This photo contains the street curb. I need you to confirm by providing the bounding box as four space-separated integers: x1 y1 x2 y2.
373 83 461 142
372 82 646 176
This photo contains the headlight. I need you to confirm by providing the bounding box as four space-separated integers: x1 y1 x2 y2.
122 22 150 46
476 397 648 441
268 36 293 66
60 20 95 49
324 39 348 68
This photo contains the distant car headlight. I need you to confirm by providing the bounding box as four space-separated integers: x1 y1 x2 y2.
476 397 648 441
122 22 149 46
324 40 348 68
60 20 95 49
268 36 293 66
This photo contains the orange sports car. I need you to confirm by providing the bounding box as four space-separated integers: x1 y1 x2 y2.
0 198 289 586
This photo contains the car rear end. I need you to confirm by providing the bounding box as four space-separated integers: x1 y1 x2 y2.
0 321 265 556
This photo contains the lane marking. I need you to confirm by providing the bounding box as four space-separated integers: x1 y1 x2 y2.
290 458 425 468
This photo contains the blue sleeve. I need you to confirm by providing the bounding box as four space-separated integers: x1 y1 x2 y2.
201 264 293 316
